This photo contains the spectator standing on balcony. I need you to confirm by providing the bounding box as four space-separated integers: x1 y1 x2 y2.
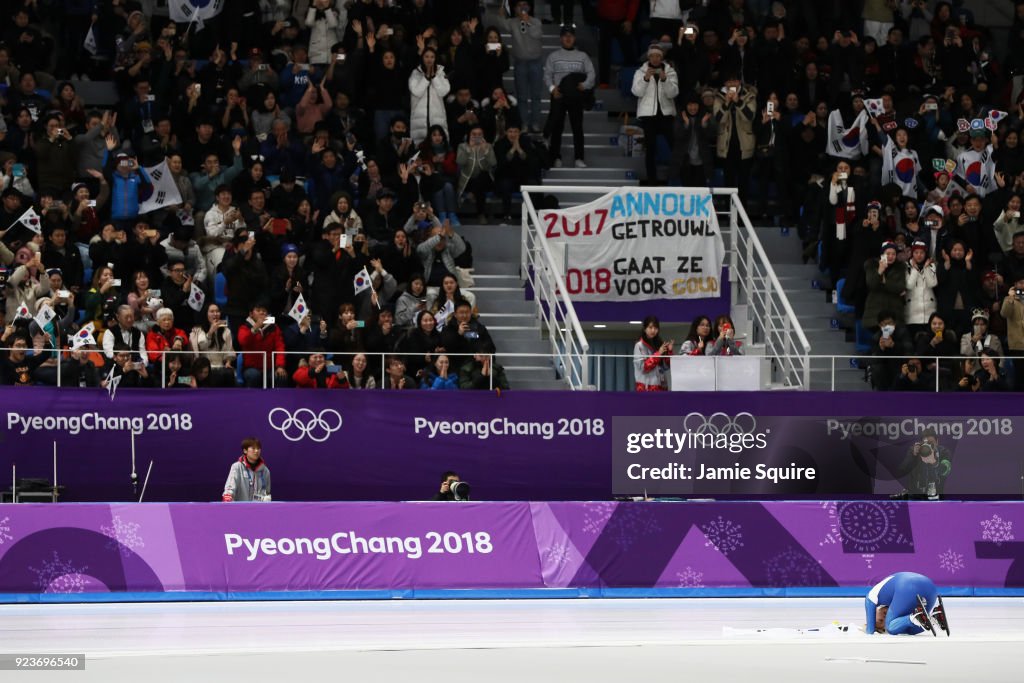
632 43 678 186
864 241 907 330
679 316 712 356
544 25 595 169
904 240 937 338
502 2 545 134
999 275 1024 390
456 125 497 223
713 76 757 200
706 314 743 356
596 0 638 89
633 314 673 391
409 48 451 144
223 232 269 340
237 300 288 388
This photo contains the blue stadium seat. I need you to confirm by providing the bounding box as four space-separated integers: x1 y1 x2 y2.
835 278 856 315
214 272 228 307
854 319 873 354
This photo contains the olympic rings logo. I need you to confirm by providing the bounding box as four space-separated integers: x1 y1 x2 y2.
267 408 343 443
682 412 757 436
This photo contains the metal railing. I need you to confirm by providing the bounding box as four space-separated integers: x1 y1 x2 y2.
268 351 503 390
520 188 591 389
520 186 812 390
3 349 1005 393
729 197 812 388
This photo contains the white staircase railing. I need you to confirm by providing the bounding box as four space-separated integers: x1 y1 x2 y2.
727 195 812 388
520 186 811 390
521 189 591 389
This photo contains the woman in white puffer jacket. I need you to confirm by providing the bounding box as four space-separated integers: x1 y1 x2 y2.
631 43 678 184
409 49 451 144
305 0 341 66
904 240 938 336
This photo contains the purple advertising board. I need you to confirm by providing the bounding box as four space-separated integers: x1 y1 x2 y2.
0 389 1022 503
0 502 1021 599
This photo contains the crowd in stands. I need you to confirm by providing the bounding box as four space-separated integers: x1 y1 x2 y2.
1 0 1023 393
611 0 1024 392
0 0 552 390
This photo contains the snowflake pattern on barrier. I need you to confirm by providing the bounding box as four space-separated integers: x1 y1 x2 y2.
542 542 573 569
676 566 705 588
0 516 12 545
598 506 662 551
580 503 617 536
763 547 826 587
101 516 144 558
980 514 1014 545
819 501 912 555
937 548 965 575
29 551 88 594
701 515 744 557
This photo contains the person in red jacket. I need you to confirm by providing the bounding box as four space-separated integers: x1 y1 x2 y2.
145 308 189 363
237 301 288 387
292 350 351 388
597 0 639 86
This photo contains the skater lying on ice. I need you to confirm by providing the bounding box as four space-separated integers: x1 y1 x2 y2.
865 572 949 636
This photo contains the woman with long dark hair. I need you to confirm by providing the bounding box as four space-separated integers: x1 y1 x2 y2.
633 315 673 391
399 309 445 381
679 316 712 356
707 314 743 356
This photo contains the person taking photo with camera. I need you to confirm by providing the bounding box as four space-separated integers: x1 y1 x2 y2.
895 428 951 500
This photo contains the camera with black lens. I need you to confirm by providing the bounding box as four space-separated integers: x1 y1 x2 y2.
450 481 471 501
917 441 933 459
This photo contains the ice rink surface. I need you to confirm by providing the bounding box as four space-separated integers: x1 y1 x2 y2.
1 597 1022 682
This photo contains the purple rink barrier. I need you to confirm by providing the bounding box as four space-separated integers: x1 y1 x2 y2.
1 389 1024 502
0 502 1022 600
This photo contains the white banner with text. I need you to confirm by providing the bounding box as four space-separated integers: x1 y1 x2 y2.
539 189 725 301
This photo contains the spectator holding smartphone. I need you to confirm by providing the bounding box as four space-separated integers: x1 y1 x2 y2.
632 42 678 186
292 350 350 388
633 314 672 391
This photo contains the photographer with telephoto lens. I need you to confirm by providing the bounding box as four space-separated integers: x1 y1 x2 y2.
433 470 471 501
894 428 951 500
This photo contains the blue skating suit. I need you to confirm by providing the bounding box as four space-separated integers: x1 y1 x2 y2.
865 572 938 635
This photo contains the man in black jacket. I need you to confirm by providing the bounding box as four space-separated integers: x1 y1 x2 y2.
310 223 367 318
222 231 269 343
122 221 168 283
441 299 495 359
494 125 542 222
41 225 85 291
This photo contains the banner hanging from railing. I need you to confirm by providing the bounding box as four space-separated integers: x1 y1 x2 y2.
538 188 725 301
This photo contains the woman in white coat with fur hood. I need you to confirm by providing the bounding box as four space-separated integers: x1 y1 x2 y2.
409 49 451 144
631 43 678 185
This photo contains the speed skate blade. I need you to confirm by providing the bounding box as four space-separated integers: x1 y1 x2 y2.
932 595 950 636
916 595 937 637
